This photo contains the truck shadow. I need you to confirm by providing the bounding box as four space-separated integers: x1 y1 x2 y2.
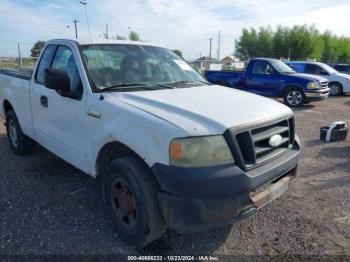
140 226 231 255
291 104 315 112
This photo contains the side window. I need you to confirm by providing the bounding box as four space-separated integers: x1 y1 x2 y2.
51 46 82 93
35 45 56 84
288 63 305 73
252 61 274 75
305 64 320 74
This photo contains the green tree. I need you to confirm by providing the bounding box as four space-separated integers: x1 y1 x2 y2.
129 31 140 41
234 27 259 59
30 41 45 58
235 24 350 63
173 49 183 58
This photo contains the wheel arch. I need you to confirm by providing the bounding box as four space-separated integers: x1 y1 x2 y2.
329 81 343 95
2 99 14 116
95 140 157 182
281 84 305 97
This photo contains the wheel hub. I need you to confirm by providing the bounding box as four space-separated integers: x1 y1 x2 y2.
9 120 18 147
287 91 302 105
111 178 137 230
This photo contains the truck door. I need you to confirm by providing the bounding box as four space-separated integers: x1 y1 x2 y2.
30 44 90 171
245 61 280 96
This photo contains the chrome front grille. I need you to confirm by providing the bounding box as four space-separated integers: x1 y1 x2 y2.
224 118 295 170
320 81 328 88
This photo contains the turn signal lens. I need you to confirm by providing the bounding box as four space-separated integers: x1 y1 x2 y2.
169 141 183 160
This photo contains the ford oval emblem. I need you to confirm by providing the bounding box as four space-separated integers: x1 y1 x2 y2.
269 134 283 147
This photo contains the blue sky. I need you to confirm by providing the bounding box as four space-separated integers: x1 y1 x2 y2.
1 0 350 59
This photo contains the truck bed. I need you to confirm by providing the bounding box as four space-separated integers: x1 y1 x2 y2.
204 70 244 88
0 67 33 80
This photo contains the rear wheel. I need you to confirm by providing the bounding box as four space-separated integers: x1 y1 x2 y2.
329 82 343 96
5 110 36 155
283 88 305 107
103 155 166 247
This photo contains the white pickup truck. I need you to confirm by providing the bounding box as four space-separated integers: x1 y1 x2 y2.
0 39 300 246
287 61 350 96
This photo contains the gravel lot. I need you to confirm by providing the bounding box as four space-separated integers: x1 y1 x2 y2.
1 97 350 257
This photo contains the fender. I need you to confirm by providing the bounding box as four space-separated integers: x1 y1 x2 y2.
87 97 188 176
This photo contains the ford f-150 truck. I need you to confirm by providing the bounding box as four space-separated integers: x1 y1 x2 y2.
0 39 300 247
205 58 330 107
286 61 350 96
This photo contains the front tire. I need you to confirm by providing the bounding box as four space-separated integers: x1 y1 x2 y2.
5 110 36 156
329 82 343 96
283 88 305 107
103 155 166 247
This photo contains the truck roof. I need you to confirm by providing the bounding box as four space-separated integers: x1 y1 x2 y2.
47 38 165 48
288 61 324 65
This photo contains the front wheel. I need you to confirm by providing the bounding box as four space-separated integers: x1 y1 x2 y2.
283 88 305 107
329 82 343 96
102 155 166 247
5 110 36 155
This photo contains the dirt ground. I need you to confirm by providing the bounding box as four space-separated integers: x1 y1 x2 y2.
0 97 349 258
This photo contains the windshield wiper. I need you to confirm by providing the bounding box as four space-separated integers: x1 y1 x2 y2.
166 80 211 86
100 82 175 92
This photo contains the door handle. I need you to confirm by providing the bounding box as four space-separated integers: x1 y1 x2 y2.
40 95 48 108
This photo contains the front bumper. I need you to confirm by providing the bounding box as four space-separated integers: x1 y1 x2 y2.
304 88 330 101
152 141 300 233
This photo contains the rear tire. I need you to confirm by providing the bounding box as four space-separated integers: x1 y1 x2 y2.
329 82 343 96
283 88 305 107
102 155 166 247
5 110 36 156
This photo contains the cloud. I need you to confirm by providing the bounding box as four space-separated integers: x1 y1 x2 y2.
0 0 350 59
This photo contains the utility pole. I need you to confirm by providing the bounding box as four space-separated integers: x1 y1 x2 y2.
17 42 22 67
80 0 92 44
217 31 221 61
209 38 213 61
73 20 78 39
288 48 291 61
105 23 109 39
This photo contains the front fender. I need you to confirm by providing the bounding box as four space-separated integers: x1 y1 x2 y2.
87 94 188 172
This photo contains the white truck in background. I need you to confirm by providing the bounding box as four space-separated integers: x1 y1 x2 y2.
0 39 300 246
287 61 350 96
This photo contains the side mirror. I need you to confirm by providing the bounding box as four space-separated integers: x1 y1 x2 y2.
266 67 275 74
44 68 70 93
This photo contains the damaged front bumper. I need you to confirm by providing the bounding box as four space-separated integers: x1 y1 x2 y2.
152 141 299 233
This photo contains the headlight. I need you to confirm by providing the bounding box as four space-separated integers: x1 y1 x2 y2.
169 135 234 167
307 82 320 89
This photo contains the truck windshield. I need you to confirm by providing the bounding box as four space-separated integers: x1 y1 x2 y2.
270 60 295 74
318 63 338 74
81 44 207 91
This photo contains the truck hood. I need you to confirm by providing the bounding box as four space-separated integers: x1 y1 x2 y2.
334 72 350 80
288 73 328 83
112 85 293 136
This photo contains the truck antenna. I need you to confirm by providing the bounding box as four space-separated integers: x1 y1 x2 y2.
80 0 93 45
